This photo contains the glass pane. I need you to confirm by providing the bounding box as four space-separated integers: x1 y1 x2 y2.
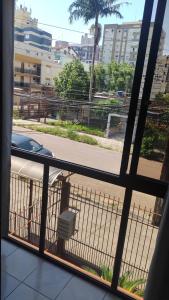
137 0 169 182
45 172 125 284
120 190 164 298
13 0 147 175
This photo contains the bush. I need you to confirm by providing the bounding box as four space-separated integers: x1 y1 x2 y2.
47 120 104 137
67 129 79 140
83 265 145 297
77 134 98 145
13 109 20 119
140 136 155 158
23 125 98 146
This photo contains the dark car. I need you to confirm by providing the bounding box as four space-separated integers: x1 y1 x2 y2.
12 133 54 157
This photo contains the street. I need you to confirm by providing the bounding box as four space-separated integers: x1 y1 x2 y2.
13 125 162 209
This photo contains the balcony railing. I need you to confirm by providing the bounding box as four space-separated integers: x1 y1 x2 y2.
15 67 40 76
14 81 41 88
9 148 165 299
14 81 30 88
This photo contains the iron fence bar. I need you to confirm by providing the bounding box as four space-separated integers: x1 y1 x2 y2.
111 188 132 290
120 0 155 175
39 164 49 253
11 148 168 198
130 0 167 175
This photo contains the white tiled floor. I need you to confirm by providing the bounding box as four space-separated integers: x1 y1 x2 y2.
1 239 122 300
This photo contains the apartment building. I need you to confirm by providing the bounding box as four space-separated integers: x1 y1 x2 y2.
14 5 58 92
71 44 99 65
102 21 165 66
15 5 52 52
151 55 169 98
81 33 94 46
14 41 58 90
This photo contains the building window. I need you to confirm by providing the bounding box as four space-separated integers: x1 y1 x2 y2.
25 34 29 39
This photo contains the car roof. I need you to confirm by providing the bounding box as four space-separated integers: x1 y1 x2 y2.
12 133 32 145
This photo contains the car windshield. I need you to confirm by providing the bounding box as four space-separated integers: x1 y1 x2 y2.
19 139 42 152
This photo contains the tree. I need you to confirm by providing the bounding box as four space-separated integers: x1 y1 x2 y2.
94 61 134 92
68 0 128 102
54 60 89 100
107 61 134 92
94 63 107 91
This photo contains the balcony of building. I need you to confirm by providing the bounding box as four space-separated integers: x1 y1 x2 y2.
15 67 40 76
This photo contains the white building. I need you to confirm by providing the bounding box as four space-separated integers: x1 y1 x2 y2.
81 33 94 46
15 5 52 52
102 21 165 66
14 41 58 89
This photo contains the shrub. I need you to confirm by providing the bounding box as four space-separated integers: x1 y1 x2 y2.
83 265 145 297
47 120 104 137
13 109 20 119
140 136 156 158
23 125 98 146
77 134 98 145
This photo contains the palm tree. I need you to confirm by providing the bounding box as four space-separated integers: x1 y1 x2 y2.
68 0 128 103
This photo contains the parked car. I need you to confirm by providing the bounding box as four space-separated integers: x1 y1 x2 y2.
12 133 54 157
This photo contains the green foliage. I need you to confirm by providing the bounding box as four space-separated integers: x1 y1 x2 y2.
119 271 145 296
94 61 134 93
77 134 98 145
83 266 98 276
140 119 169 160
155 92 169 103
23 125 98 146
54 60 89 100
68 0 128 101
101 265 113 282
68 0 125 25
107 61 134 92
84 265 145 297
141 136 156 158
47 120 104 137
94 64 107 92
13 109 20 119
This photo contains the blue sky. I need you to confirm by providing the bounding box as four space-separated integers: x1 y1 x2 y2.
16 0 146 44
16 0 169 52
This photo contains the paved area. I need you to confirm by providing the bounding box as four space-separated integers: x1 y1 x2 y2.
13 125 161 209
13 119 124 152
1 239 122 300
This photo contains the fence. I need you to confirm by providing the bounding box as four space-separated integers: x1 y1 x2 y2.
9 172 160 290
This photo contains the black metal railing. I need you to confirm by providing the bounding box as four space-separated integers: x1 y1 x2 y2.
15 67 40 76
9 147 166 299
14 81 30 88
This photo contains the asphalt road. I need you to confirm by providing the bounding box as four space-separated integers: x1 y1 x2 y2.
13 126 162 209
13 126 122 173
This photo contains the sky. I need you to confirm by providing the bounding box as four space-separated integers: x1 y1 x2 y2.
16 0 145 44
16 0 169 52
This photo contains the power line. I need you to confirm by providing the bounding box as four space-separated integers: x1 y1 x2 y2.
14 16 86 34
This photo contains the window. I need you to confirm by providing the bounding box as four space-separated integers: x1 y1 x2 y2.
25 34 29 39
19 140 42 152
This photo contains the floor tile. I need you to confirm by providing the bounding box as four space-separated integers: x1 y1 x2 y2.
1 240 17 257
1 271 20 299
56 276 106 300
25 260 72 299
2 248 41 281
6 283 49 300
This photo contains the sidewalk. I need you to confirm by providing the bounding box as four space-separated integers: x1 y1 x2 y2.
13 119 124 152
